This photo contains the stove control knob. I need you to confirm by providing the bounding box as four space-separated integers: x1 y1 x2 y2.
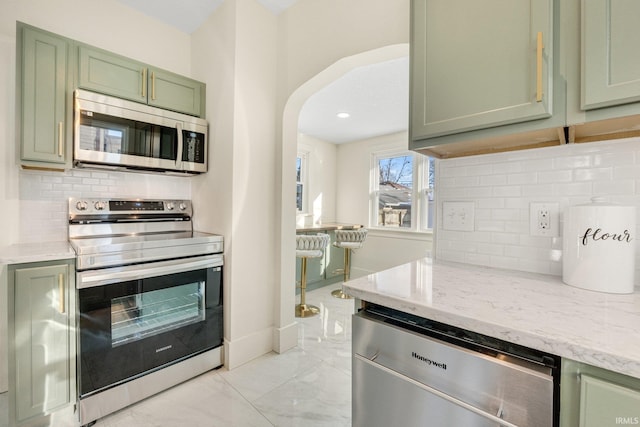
166 202 175 211
179 202 187 211
75 200 88 211
94 201 106 211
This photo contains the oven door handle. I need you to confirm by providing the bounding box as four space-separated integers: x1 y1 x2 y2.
77 255 222 289
354 353 519 427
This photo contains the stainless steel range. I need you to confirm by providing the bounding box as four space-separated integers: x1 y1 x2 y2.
68 198 223 426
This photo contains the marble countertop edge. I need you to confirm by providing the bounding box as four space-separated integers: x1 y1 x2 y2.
343 259 640 380
0 241 75 265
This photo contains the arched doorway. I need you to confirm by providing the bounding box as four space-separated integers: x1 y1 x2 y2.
275 44 409 353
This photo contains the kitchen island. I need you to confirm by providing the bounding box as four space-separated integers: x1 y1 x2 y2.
342 256 640 379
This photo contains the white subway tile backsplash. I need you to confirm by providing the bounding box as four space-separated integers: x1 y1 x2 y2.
573 167 613 181
522 158 554 172
614 165 640 180
455 176 480 187
553 155 592 169
507 172 537 185
477 220 505 232
17 168 191 243
479 174 507 186
492 185 522 197
522 184 554 197
555 182 592 196
436 137 640 283
594 151 636 167
538 170 572 184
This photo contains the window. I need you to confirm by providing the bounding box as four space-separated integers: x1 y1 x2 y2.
371 151 434 231
296 152 308 213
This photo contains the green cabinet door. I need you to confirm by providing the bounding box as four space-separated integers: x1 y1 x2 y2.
560 359 640 427
20 26 69 165
11 262 74 423
411 0 555 140
581 0 640 110
79 46 205 117
78 46 147 103
579 375 640 427
149 68 203 117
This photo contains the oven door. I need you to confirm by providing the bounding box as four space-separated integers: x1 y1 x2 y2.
76 255 222 397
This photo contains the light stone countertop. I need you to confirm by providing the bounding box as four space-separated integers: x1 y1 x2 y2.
342 257 640 380
0 241 75 265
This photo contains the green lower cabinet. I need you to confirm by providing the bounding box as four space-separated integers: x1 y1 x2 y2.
9 260 76 425
561 359 640 427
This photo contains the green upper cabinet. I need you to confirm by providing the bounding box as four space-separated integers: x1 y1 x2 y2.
78 46 147 103
581 0 640 110
149 68 203 117
78 46 205 117
411 0 556 142
18 25 72 168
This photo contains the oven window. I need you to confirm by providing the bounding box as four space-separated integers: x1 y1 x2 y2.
111 281 205 347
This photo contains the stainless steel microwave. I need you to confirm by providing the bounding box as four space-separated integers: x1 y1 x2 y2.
74 89 208 174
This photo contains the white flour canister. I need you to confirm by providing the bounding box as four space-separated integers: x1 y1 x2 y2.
562 197 636 294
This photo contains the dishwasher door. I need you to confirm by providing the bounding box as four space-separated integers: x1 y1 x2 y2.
352 312 555 427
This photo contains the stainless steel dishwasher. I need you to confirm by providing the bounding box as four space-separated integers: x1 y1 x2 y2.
353 304 560 427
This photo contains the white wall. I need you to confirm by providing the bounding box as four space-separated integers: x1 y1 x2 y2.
191 0 280 369
336 132 433 277
297 134 337 224
436 138 640 285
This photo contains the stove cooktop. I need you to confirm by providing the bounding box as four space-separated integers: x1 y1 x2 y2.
68 198 223 270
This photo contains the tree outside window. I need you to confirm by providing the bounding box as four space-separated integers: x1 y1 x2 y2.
372 152 434 231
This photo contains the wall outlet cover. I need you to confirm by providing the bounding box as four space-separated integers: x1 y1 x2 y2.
529 202 560 237
442 201 475 231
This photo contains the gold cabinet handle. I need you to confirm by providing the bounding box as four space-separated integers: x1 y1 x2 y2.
151 71 156 100
58 273 65 314
536 31 543 102
142 68 147 98
57 122 63 157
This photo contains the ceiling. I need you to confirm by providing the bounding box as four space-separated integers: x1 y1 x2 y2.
114 0 408 145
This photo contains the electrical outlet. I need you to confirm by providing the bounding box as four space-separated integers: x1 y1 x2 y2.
530 202 559 237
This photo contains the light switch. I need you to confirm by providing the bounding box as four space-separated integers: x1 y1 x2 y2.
442 201 475 231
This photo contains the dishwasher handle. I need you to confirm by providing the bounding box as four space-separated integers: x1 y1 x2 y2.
354 353 518 427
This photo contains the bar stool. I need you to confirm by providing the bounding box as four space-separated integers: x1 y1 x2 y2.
332 228 368 299
295 233 330 318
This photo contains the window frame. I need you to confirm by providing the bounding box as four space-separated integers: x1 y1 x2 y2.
370 149 434 233
296 151 309 214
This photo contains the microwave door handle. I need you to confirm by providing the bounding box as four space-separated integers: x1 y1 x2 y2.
175 122 183 169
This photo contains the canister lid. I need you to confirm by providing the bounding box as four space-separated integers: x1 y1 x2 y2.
575 196 631 208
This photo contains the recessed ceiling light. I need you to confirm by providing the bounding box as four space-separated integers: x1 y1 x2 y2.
336 112 350 119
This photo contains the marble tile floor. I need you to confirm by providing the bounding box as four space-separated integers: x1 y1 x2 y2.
0 284 356 427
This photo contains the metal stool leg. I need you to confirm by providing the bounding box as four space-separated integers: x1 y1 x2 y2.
296 257 320 317
331 247 353 299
